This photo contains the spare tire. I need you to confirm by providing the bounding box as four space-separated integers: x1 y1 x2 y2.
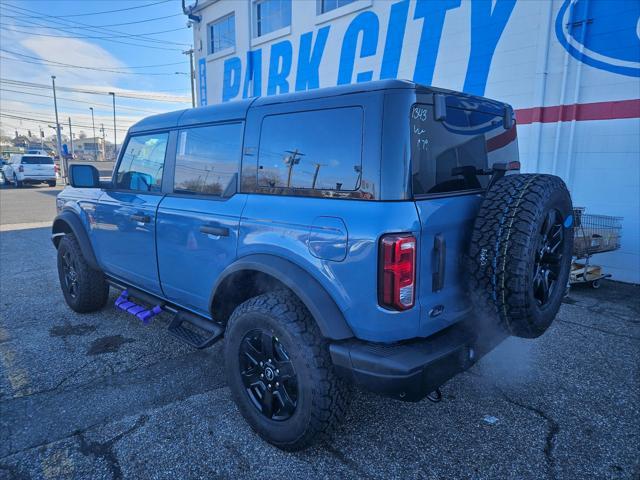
467 174 573 338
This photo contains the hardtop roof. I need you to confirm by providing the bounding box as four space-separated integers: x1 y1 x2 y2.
128 80 509 134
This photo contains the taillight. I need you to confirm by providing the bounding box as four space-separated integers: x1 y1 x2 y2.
379 234 416 310
18 165 24 172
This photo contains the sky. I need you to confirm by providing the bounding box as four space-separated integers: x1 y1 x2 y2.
0 0 195 145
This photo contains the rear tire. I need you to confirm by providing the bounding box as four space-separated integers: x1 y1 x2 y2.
57 234 109 313
13 174 22 188
467 174 573 338
224 291 349 451
48 181 56 187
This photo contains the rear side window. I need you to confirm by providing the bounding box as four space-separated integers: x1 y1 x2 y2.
257 107 362 192
21 156 53 165
115 133 168 192
174 123 243 196
411 104 518 196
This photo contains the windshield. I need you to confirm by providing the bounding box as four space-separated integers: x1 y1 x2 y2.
21 156 53 165
410 103 518 196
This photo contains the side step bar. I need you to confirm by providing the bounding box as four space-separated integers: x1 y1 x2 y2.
168 311 224 349
106 279 224 349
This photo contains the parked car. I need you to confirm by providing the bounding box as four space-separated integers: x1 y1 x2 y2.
52 80 573 450
2 154 56 187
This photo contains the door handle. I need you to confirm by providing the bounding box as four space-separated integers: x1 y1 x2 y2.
200 224 229 237
432 233 446 292
130 214 151 223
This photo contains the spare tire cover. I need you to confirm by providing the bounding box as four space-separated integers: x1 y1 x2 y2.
467 174 574 338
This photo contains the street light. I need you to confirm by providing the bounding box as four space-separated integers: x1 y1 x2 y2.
108 92 116 159
89 107 97 161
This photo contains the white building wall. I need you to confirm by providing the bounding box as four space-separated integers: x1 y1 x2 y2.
190 0 640 283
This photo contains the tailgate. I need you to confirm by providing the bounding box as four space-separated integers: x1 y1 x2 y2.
415 196 481 336
21 156 54 177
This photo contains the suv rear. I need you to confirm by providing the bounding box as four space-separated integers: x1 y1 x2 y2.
3 154 56 187
52 80 573 450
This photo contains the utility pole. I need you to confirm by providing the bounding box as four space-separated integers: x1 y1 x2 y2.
311 162 327 189
100 123 106 161
89 107 97 161
51 75 64 179
284 149 304 188
67 117 74 158
109 92 117 159
183 48 196 108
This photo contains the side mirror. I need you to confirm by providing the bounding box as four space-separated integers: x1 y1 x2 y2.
69 164 100 188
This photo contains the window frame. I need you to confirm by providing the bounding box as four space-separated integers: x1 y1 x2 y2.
169 121 245 200
253 106 365 197
207 12 236 57
110 129 174 195
252 0 291 40
315 0 371 25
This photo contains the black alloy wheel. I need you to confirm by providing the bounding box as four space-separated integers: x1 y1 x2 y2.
61 250 80 299
239 329 298 421
532 208 565 306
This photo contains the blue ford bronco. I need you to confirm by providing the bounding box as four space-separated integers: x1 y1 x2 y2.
53 80 573 450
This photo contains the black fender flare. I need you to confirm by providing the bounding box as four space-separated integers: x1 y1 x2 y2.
212 254 354 340
51 210 100 270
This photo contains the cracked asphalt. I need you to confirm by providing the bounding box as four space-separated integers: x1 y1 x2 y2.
1 184 639 479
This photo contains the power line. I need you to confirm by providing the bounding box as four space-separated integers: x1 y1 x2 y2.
1 78 191 103
1 0 173 18
0 48 187 69
0 112 131 133
0 23 187 38
0 54 188 76
0 88 164 114
0 4 188 50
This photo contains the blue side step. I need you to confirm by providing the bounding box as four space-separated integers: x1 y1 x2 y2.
115 290 163 324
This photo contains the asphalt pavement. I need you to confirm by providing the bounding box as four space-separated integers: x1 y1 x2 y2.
0 184 638 480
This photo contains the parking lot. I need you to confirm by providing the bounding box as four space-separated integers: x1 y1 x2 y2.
0 183 638 480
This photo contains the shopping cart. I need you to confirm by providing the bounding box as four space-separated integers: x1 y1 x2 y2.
570 208 623 288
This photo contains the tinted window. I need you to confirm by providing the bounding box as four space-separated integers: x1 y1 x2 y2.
21 156 53 164
115 133 168 192
174 123 243 196
257 108 362 191
411 104 518 196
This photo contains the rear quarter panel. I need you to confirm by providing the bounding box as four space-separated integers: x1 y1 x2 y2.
239 195 422 342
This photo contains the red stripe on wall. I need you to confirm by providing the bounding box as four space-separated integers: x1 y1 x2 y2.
515 99 640 125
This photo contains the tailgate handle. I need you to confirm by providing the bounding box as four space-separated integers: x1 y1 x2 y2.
432 234 446 292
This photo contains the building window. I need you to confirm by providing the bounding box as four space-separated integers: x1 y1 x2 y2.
254 0 291 38
317 0 356 14
257 107 363 191
208 14 235 54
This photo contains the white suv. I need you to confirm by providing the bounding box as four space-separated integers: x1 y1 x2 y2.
1 154 57 187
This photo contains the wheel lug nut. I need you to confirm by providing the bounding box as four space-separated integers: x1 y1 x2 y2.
275 382 279 387
268 384 272 389
276 369 280 374
260 374 264 378
259 362 263 367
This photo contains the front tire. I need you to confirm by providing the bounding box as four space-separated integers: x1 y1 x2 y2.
224 291 349 451
57 234 109 313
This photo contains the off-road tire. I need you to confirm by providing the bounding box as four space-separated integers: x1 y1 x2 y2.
467 174 573 338
57 234 109 313
224 291 349 451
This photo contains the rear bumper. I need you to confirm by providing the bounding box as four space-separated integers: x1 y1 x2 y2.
22 177 56 183
330 319 505 402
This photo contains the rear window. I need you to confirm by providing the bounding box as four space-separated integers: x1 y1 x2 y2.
21 156 53 165
410 103 518 196
257 107 363 192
